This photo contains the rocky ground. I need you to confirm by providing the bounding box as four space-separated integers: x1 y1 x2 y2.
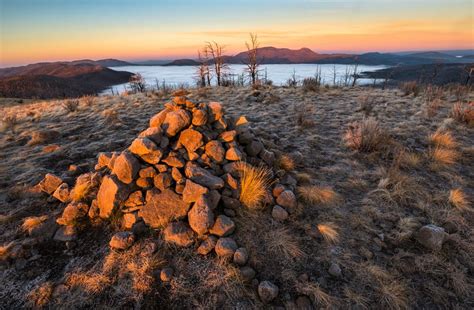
0 85 473 309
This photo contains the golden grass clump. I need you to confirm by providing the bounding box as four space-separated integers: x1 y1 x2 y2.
27 282 54 308
449 188 471 211
264 227 305 260
277 153 295 171
71 182 91 202
394 149 421 168
21 215 48 234
430 146 458 166
297 185 339 206
238 162 272 209
450 102 474 125
344 117 388 152
428 131 456 148
317 222 340 243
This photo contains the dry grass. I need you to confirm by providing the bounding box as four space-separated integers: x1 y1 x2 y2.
430 146 458 166
344 117 388 152
400 81 420 97
317 222 340 243
358 94 376 116
26 282 54 308
450 102 473 125
238 162 272 209
1 114 18 133
428 130 456 148
295 281 333 307
62 99 80 113
297 185 339 206
81 95 95 106
449 188 471 211
264 227 305 260
21 215 48 234
0 242 15 260
294 103 316 128
343 286 369 309
277 154 295 171
394 149 421 169
393 217 420 242
369 168 426 208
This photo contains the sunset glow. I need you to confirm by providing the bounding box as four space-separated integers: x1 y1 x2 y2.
1 0 472 66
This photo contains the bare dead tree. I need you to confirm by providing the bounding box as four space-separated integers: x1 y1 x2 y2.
245 33 260 86
129 73 146 92
205 41 228 86
195 50 208 88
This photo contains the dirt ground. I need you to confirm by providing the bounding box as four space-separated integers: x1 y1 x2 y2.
0 85 473 309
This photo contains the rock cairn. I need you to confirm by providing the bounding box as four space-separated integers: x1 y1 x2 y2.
36 95 299 302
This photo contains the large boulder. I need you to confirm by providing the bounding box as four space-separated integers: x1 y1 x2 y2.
129 137 163 164
188 195 214 235
163 221 195 247
112 152 140 184
185 162 224 189
139 189 191 228
97 175 129 219
162 109 191 137
178 128 204 153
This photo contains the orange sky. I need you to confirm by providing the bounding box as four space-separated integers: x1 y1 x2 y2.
1 0 473 66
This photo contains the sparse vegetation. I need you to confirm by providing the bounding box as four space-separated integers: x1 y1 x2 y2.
400 81 420 96
317 222 340 243
297 185 339 205
450 102 473 125
449 188 471 211
62 99 80 113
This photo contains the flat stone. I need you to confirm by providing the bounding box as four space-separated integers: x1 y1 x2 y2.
185 162 224 189
53 183 70 203
163 221 195 247
129 137 163 164
197 235 218 255
109 231 135 250
209 215 235 237
182 179 209 203
139 189 190 228
215 237 238 258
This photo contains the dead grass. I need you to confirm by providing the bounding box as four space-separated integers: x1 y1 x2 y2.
450 102 473 125
295 281 333 307
393 217 420 242
448 188 471 211
277 154 295 171
344 117 389 152
369 168 426 208
358 94 376 116
317 222 340 243
297 185 339 206
1 114 18 133
428 130 456 148
26 282 54 308
62 99 80 113
400 81 420 97
264 227 305 260
394 149 421 169
430 146 458 166
238 162 273 209
21 215 48 234
71 182 91 202
0 242 15 261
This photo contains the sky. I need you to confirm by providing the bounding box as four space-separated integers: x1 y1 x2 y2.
0 0 473 66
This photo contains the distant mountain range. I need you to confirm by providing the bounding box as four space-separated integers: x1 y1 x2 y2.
161 47 474 66
0 61 132 99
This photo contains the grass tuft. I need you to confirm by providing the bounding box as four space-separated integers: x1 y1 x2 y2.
317 222 340 243
238 162 272 209
277 154 295 171
344 117 388 152
428 131 456 149
21 215 48 234
430 146 458 166
264 227 305 260
297 185 339 205
449 188 471 211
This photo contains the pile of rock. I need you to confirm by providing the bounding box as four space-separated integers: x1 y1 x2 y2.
37 95 300 303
